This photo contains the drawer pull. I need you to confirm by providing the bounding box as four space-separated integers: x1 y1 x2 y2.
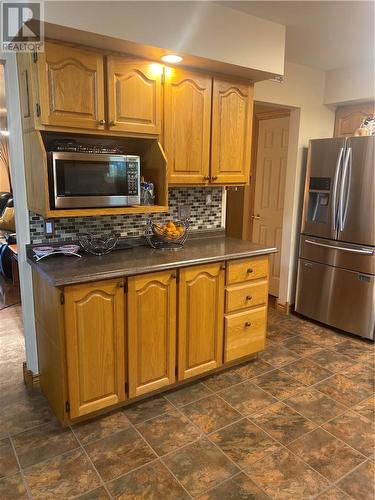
245 321 252 327
247 268 254 274
246 295 252 301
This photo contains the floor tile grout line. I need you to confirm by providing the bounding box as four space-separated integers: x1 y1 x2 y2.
328 458 373 499
70 426 115 500
130 421 194 499
8 434 33 500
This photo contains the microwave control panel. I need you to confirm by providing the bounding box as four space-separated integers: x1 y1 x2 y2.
126 159 140 196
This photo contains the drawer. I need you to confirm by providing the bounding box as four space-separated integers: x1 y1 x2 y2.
226 279 268 313
226 256 268 285
224 306 266 362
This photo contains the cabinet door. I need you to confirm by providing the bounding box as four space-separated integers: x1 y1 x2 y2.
38 42 105 130
164 68 212 184
107 57 162 134
178 263 224 380
334 102 375 137
64 280 126 418
128 271 176 397
211 78 253 184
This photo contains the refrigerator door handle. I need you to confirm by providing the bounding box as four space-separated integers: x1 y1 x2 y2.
339 147 352 232
305 239 374 255
332 147 344 230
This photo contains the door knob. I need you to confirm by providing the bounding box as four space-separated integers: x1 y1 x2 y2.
251 214 261 220
97 119 105 126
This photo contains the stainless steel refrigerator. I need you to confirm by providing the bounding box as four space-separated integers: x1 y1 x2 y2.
295 136 374 340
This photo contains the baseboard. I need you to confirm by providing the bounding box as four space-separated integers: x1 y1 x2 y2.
275 299 294 315
22 362 40 388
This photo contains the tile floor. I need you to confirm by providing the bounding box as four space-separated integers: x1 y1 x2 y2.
0 304 374 499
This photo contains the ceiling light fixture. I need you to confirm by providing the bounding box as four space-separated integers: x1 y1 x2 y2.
161 54 183 64
0 130 9 136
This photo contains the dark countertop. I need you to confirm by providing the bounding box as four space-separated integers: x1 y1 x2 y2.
27 236 277 287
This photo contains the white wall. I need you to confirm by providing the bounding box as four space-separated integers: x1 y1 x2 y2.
254 62 336 306
324 62 375 105
44 1 285 75
2 53 38 372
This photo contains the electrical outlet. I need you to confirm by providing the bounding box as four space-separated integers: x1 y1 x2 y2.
178 204 191 220
44 220 55 237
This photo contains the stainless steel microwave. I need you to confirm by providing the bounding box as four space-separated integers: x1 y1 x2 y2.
49 151 141 209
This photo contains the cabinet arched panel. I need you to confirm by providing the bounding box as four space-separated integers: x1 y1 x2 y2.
38 42 105 129
178 263 224 379
107 57 162 134
211 78 253 184
164 69 211 184
64 279 125 418
128 271 176 397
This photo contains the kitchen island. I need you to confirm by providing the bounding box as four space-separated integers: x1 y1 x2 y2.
29 235 277 424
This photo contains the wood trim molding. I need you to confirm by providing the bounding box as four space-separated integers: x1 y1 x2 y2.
275 299 294 315
23 362 40 388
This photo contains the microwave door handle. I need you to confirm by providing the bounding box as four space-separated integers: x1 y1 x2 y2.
339 147 352 231
332 147 344 230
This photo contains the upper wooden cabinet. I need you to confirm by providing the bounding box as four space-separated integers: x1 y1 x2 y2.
164 68 212 184
37 42 105 130
178 263 224 380
127 271 176 397
211 77 253 184
107 57 162 134
334 102 375 137
64 279 126 418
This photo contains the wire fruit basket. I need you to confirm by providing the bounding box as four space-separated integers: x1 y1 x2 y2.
145 217 190 249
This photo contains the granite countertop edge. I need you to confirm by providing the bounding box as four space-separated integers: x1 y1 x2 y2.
27 236 278 287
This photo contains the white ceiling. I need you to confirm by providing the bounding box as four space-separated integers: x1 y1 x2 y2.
219 1 374 70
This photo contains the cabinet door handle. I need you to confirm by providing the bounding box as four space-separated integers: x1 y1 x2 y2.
117 282 124 288
220 265 226 271
109 120 116 127
246 295 252 301
171 273 177 279
203 176 210 181
98 119 105 126
247 268 254 274
245 321 252 327
211 176 218 181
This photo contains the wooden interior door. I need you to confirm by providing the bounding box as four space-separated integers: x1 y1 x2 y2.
127 271 176 397
107 56 162 134
164 68 212 184
252 116 289 296
64 279 126 418
211 77 253 184
178 263 224 380
38 42 105 129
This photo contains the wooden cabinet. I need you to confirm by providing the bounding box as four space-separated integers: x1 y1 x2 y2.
178 263 224 380
334 102 375 137
224 256 268 363
224 306 267 362
107 57 162 135
37 42 105 130
164 68 212 184
64 279 126 418
127 271 176 397
211 77 253 184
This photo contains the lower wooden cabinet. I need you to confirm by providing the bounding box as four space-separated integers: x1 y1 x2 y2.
33 255 269 424
63 279 126 418
224 305 267 362
127 271 177 397
178 263 225 380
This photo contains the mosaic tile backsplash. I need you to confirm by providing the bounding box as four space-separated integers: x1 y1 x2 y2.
29 187 224 244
